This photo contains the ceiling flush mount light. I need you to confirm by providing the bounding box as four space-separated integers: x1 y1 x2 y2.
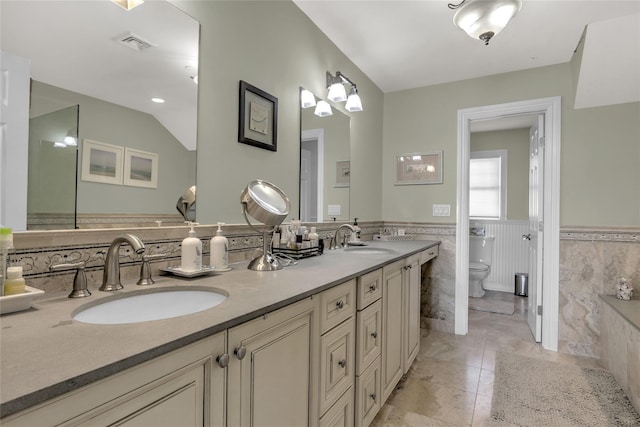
448 0 522 45
151 97 165 104
300 89 316 108
111 0 144 11
314 100 333 117
326 71 364 112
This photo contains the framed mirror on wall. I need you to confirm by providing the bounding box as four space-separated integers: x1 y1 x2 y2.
0 0 199 231
299 88 351 223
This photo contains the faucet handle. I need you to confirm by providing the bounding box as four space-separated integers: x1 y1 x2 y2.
137 253 166 286
50 261 91 298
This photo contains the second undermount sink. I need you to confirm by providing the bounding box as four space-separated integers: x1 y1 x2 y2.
73 288 227 325
343 246 397 255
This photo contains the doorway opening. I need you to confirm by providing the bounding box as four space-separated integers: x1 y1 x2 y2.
455 97 561 352
300 128 324 223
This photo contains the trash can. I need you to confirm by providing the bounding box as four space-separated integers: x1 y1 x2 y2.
515 273 528 297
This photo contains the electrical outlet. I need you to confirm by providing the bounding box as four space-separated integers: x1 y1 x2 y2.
433 204 451 217
328 204 341 216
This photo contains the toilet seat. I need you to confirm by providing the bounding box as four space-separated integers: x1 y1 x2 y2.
469 262 489 272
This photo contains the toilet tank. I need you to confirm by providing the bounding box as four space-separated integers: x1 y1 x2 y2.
469 236 494 265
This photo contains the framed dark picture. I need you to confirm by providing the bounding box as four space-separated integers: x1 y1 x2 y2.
238 80 278 151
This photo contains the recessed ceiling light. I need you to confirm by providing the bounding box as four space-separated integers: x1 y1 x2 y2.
151 98 165 103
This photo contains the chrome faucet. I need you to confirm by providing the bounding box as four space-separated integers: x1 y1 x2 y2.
330 224 357 249
100 234 145 291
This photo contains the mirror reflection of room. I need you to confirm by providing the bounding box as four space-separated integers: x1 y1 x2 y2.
2 1 199 231
299 88 350 223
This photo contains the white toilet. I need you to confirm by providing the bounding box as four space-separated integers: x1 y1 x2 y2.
469 236 494 298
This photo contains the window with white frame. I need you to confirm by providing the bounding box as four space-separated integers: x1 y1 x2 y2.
469 150 508 220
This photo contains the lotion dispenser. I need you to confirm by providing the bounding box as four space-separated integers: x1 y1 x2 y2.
211 222 229 270
181 222 202 272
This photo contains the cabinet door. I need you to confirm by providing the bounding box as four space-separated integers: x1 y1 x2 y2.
403 254 421 374
381 259 404 401
319 387 354 427
356 299 381 375
227 297 318 427
355 356 381 427
320 318 355 415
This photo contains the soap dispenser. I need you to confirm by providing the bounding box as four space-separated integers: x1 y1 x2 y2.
352 218 362 243
211 222 229 270
181 222 202 272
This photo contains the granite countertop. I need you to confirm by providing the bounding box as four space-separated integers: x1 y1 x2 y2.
0 239 439 418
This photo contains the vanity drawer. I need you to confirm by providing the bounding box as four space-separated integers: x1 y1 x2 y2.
357 268 382 310
421 245 439 264
356 299 382 375
319 318 355 415
319 387 354 427
320 279 356 334
355 355 381 427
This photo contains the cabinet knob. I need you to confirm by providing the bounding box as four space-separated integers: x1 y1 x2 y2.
336 300 345 309
369 283 377 292
369 393 376 401
234 346 247 360
404 265 412 270
370 331 378 339
338 359 347 368
216 353 230 368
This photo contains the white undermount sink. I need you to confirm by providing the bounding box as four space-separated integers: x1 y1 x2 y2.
343 246 397 255
73 288 227 325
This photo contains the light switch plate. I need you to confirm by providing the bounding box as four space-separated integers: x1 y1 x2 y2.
433 204 451 217
328 204 341 216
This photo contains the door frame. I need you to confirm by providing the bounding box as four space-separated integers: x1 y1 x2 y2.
301 128 324 222
455 96 561 352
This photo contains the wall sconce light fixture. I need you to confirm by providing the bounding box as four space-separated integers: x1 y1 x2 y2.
314 100 333 117
111 0 144 11
326 71 363 112
300 89 317 109
448 0 522 45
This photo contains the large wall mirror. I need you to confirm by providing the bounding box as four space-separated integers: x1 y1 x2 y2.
299 88 350 222
1 0 199 231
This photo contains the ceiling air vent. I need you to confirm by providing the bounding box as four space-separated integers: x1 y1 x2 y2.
114 32 157 52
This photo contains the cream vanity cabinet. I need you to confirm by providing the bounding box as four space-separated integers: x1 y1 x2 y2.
227 296 319 427
2 332 227 427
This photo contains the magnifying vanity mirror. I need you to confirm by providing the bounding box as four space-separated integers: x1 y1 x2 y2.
1 0 199 231
241 180 290 271
299 88 351 223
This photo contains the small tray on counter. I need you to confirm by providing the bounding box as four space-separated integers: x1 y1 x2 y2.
161 265 229 278
0 286 45 315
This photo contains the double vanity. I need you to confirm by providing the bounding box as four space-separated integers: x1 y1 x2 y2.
0 239 439 426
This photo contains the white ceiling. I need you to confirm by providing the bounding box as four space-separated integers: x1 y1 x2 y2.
293 0 640 104
0 0 199 150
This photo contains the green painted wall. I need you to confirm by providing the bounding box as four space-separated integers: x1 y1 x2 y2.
383 63 640 226
174 0 384 225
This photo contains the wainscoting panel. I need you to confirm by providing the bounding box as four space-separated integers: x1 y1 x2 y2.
479 220 529 292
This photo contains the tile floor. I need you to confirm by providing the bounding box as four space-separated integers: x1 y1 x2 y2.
371 290 601 426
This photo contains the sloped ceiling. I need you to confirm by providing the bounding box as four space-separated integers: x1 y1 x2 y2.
574 13 640 109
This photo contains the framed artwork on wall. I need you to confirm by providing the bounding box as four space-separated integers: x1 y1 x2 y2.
335 160 350 187
394 151 443 185
238 80 278 151
81 139 123 185
123 148 158 188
